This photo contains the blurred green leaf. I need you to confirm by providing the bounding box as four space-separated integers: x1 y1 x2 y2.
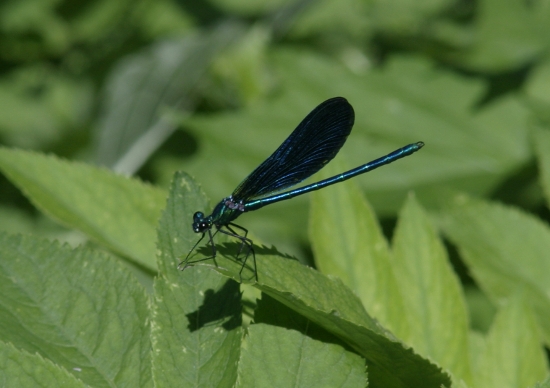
0 148 166 269
444 0 549 72
463 285 497 334
524 59 550 119
136 0 194 38
533 375 550 388
209 0 300 15
0 0 151 62
392 195 471 385
311 170 472 385
369 0 453 35
0 0 69 58
209 24 273 104
0 233 151 387
534 127 550 207
288 0 370 42
309 158 407 334
472 295 548 388
438 194 550 346
96 22 244 173
70 0 139 42
0 66 92 150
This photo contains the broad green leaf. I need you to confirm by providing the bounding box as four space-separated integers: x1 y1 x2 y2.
472 296 548 388
189 245 450 387
438 194 550 346
309 158 407 335
151 171 241 387
237 324 367 388
96 23 244 173
0 147 166 270
152 269 242 388
254 293 349 348
534 129 550 206
0 341 88 388
173 172 449 386
0 232 151 387
392 195 471 384
248 294 367 387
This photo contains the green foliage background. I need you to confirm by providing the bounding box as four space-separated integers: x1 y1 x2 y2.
1 0 550 387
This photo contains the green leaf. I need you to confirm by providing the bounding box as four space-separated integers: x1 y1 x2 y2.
392 195 472 384
463 285 497 333
96 23 244 173
524 59 550 123
0 147 166 270
0 66 92 150
193 248 450 387
289 0 371 41
210 24 273 104
0 0 70 57
249 293 367 386
534 128 550 206
438 194 550 346
172 164 449 386
369 0 453 34
69 0 137 43
151 171 242 387
237 324 367 388
533 375 550 388
309 158 407 335
186 238 450 387
254 293 348 347
472 295 548 388
445 0 548 72
151 268 242 387
0 341 88 388
0 232 151 387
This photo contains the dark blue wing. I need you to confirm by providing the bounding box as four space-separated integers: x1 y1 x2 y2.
232 97 354 201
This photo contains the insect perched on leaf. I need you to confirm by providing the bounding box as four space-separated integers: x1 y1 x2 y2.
179 97 424 282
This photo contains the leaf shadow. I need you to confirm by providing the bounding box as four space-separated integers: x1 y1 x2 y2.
185 278 242 332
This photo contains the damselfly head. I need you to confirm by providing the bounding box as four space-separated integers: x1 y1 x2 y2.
192 212 211 233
